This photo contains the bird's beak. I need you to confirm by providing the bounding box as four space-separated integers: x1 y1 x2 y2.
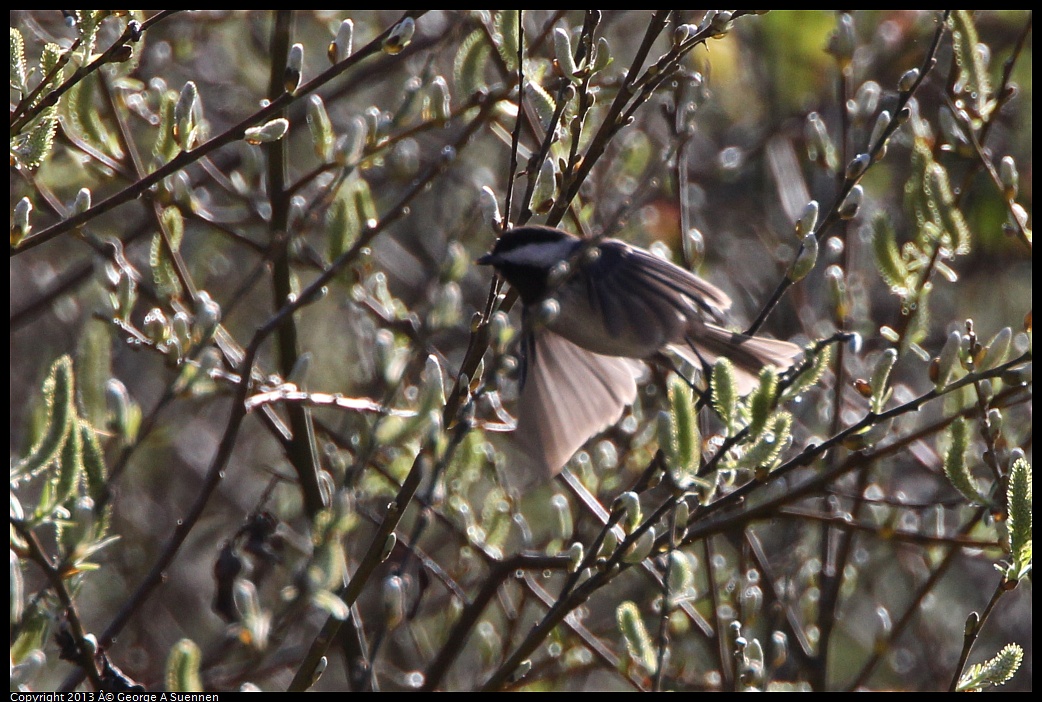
476 252 495 266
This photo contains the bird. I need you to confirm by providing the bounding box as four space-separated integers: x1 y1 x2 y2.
477 225 802 487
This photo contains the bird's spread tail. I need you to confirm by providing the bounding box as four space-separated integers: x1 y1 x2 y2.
672 323 802 394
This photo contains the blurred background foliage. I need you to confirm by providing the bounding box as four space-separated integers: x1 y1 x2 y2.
10 10 1031 692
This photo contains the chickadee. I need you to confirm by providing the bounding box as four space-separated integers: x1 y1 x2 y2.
478 225 801 486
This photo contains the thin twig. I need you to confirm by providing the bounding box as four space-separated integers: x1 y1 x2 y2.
12 520 105 691
746 11 950 336
11 11 183 133
287 451 429 691
13 10 430 255
419 553 571 691
947 578 1008 692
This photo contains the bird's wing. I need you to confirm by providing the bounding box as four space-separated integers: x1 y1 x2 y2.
556 240 735 352
587 241 802 393
598 240 733 315
507 328 643 487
